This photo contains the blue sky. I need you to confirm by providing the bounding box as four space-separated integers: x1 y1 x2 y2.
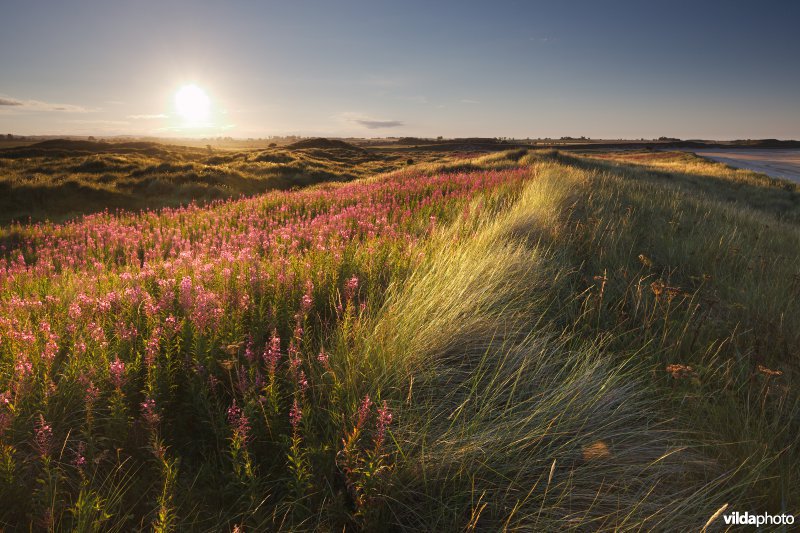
1 0 798 139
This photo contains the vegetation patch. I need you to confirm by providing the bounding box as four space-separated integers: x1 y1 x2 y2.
0 149 797 529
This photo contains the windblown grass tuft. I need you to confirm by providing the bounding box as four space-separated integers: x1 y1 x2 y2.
0 148 797 529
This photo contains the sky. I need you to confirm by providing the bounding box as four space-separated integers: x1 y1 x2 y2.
1 0 799 139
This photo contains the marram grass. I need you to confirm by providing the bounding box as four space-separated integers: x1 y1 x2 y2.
0 149 797 530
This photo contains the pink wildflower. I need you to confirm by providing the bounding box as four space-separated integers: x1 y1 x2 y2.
300 293 313 313
293 321 304 341
179 276 193 310
109 357 126 388
357 395 372 429
289 399 303 429
263 331 281 374
73 340 87 355
297 370 308 392
84 380 100 406
74 441 87 469
14 353 32 380
164 315 180 335
244 337 255 364
68 301 83 321
144 327 162 366
34 414 53 458
317 349 329 369
375 400 393 449
88 322 107 347
0 392 12 435
344 275 359 301
141 397 160 428
227 401 250 442
39 320 59 363
115 321 138 343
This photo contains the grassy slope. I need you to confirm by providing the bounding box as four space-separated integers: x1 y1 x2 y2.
0 148 797 530
362 150 800 529
0 140 444 227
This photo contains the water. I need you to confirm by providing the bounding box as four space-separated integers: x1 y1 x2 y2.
691 149 800 183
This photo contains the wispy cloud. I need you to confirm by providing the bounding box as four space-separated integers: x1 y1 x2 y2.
0 98 23 106
127 113 169 120
355 119 404 129
460 99 480 104
337 112 404 129
0 95 94 112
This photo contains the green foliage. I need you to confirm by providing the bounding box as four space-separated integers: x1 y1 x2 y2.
0 148 797 529
0 140 448 226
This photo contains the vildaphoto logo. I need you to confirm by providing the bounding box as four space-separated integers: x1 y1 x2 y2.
722 510 795 528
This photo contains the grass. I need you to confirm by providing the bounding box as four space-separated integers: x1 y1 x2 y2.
0 139 448 227
0 147 797 530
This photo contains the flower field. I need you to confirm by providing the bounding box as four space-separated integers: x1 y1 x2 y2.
1 148 799 531
0 163 529 529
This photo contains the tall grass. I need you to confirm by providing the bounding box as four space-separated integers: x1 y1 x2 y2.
0 148 797 529
537 151 800 513
352 170 744 530
0 141 442 226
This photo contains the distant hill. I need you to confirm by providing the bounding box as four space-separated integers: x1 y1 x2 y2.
0 137 435 225
287 138 364 151
730 139 800 149
396 137 441 145
0 139 169 159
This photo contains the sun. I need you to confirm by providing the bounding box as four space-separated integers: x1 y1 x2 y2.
174 84 211 124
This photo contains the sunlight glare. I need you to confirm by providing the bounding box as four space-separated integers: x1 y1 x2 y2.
175 84 211 124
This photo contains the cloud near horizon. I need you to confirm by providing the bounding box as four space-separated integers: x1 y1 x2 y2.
355 119 404 129
0 95 93 112
336 112 405 130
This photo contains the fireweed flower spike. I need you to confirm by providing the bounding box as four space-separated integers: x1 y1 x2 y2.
317 348 329 369
0 160 531 526
357 395 372 429
141 397 160 428
109 357 126 388
344 276 359 302
227 401 250 443
289 399 303 430
300 293 313 314
375 401 393 450
263 332 281 374
34 414 53 459
73 441 87 470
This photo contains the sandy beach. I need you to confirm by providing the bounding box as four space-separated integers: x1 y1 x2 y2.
692 149 800 183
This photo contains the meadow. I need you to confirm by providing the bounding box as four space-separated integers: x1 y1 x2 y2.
0 139 443 226
0 146 798 530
